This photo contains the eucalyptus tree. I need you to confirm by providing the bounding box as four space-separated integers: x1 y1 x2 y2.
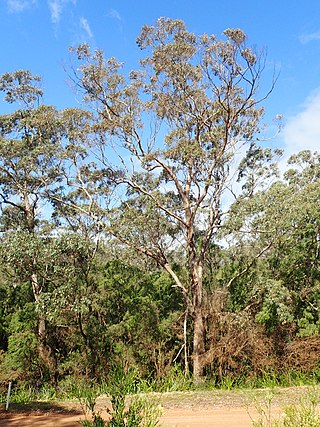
68 18 275 378
227 150 320 337
264 151 320 336
0 70 92 374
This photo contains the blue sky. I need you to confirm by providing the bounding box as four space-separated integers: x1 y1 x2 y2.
1 0 320 158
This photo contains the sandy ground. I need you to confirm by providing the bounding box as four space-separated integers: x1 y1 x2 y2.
0 408 263 427
0 386 318 427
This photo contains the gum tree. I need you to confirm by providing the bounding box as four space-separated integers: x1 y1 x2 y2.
236 150 320 336
0 71 62 365
0 71 91 375
69 18 273 378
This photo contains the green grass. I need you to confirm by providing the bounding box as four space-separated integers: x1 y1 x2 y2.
249 387 320 427
1 368 319 408
1 380 319 427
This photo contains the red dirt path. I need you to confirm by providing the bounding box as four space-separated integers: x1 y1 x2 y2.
0 408 260 427
0 386 318 427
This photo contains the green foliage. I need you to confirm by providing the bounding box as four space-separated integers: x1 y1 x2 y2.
279 400 320 427
70 18 273 379
225 149 320 344
7 385 38 404
106 371 162 427
81 417 106 427
75 381 105 427
152 365 194 392
296 306 320 338
76 370 162 427
0 70 43 106
83 261 183 378
255 279 294 331
250 388 320 427
0 22 319 386
0 304 40 381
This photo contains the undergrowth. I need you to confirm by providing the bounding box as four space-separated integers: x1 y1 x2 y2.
1 367 319 406
75 369 162 427
249 387 320 427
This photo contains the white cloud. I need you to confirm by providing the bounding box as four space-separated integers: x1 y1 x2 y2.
48 0 61 23
80 17 93 38
7 0 37 13
48 0 76 24
107 8 124 37
108 9 122 21
299 31 320 44
282 90 320 157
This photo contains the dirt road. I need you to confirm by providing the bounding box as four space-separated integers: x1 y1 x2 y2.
0 408 262 426
0 386 318 426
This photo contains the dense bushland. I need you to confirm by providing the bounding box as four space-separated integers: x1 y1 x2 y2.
0 19 319 394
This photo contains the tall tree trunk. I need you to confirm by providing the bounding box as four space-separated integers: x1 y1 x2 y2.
26 197 52 368
164 259 206 380
191 262 205 380
183 308 189 376
192 306 205 379
31 269 55 376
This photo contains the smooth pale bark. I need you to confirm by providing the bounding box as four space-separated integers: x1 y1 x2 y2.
166 256 206 379
191 263 205 378
192 308 205 379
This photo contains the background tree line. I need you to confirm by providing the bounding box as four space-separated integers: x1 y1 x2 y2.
0 18 319 389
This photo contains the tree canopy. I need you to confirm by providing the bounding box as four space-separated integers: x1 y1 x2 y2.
0 19 319 387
